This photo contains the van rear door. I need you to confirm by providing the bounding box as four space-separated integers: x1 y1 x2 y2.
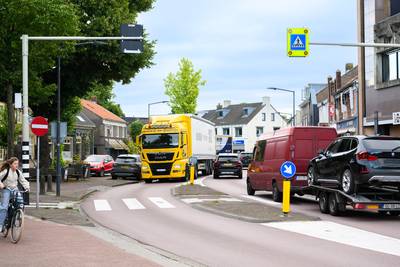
248 140 266 189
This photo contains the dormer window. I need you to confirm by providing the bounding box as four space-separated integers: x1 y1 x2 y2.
217 109 229 119
218 110 224 117
241 107 254 117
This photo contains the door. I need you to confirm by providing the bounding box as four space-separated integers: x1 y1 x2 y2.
105 156 114 171
315 139 342 179
330 138 357 182
248 140 266 189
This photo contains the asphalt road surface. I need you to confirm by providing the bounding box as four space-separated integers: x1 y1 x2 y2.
81 173 400 267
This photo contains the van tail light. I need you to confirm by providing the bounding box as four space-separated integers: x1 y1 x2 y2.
356 151 378 161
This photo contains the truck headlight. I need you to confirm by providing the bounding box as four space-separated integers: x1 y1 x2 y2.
142 166 149 170
173 164 182 169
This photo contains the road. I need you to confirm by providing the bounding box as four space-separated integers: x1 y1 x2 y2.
81 173 400 267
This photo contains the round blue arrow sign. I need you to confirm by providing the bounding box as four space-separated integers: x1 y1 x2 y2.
280 161 296 179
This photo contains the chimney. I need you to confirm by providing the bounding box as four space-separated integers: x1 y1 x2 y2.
345 63 353 72
335 70 341 90
262 96 270 107
90 96 97 103
223 100 231 108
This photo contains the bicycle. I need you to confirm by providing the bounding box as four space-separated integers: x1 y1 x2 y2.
1 188 26 243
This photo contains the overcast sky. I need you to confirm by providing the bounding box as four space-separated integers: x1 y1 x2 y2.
114 0 357 117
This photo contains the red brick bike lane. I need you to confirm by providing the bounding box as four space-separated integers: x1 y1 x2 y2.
0 217 159 267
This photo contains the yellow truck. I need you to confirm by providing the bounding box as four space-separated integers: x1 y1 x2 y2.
138 114 216 183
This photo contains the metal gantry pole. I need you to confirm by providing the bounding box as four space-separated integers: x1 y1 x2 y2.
21 35 30 180
292 91 296 126
56 56 61 197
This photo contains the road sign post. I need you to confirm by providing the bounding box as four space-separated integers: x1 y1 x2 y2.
287 28 309 57
280 161 296 215
31 116 49 209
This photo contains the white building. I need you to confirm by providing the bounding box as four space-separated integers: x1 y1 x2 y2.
201 97 287 153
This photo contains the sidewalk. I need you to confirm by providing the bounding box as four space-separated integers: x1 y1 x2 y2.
0 217 159 267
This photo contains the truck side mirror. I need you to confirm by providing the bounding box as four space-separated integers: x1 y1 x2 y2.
136 136 140 146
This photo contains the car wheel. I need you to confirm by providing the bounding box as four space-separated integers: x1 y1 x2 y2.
388 211 400 217
213 171 219 179
318 192 329 214
341 169 355 194
111 175 117 180
247 179 255 196
307 167 316 187
272 183 283 203
238 171 243 179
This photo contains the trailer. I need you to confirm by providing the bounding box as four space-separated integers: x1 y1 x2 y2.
307 185 400 216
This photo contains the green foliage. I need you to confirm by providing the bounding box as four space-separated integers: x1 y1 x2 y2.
129 120 144 141
164 58 206 114
0 107 21 147
85 82 125 117
126 140 140 154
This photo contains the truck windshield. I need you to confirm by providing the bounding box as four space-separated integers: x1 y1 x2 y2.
142 133 179 149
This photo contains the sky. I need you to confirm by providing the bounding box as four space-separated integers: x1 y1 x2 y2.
114 0 358 117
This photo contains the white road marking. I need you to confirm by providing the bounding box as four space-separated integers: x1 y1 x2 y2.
181 197 243 204
263 221 400 257
241 195 281 207
148 197 175 209
94 199 112 211
122 198 146 210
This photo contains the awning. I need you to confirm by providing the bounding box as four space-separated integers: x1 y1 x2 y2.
106 139 129 150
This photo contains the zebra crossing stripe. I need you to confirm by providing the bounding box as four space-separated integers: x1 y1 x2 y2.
148 197 175 209
94 200 112 211
122 198 146 210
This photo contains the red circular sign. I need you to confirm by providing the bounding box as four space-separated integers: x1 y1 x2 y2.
31 116 49 136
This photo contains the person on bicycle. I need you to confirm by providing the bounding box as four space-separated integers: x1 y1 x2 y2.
0 157 30 230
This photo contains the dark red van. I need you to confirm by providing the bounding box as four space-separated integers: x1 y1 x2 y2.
247 127 337 202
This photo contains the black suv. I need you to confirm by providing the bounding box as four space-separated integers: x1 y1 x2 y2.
308 136 400 194
239 153 253 168
213 153 242 179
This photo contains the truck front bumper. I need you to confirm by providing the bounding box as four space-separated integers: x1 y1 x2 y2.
141 160 188 179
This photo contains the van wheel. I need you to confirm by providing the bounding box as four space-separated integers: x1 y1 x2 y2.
272 183 282 202
247 179 255 196
318 192 329 214
341 169 355 194
307 167 316 186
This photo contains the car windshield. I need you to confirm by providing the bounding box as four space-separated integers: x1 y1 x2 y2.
142 133 179 149
85 155 104 163
218 156 238 162
116 157 138 163
363 139 400 151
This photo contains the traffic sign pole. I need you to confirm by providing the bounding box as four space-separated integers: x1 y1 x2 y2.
36 136 40 209
280 161 296 216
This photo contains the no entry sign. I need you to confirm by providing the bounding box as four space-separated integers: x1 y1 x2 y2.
31 116 49 136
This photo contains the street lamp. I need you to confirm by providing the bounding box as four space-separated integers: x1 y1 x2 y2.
147 101 169 120
267 87 296 126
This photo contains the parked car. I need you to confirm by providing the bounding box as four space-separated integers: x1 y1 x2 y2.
111 154 141 180
213 153 242 179
239 152 253 168
85 155 114 177
247 127 337 201
308 136 400 194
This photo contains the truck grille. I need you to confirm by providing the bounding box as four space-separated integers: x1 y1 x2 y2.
150 163 173 176
147 152 174 161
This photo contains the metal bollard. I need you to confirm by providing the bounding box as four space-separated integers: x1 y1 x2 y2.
47 174 53 192
282 180 291 215
189 166 195 185
40 175 46 195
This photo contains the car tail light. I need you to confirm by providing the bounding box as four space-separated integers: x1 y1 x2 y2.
357 151 378 161
354 203 366 210
360 166 369 174
236 162 242 167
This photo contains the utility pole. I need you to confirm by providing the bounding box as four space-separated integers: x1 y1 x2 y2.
267 87 296 126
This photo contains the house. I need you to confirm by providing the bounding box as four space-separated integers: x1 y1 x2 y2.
201 97 287 153
81 99 128 158
299 83 326 126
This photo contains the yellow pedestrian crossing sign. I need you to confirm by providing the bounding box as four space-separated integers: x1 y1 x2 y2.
287 28 309 57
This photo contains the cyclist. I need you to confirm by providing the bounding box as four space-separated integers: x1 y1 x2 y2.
0 157 30 231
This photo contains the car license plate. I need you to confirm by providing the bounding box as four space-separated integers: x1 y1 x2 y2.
296 176 308 181
222 172 234 174
122 166 130 169
223 163 233 167
382 204 400 209
157 168 166 172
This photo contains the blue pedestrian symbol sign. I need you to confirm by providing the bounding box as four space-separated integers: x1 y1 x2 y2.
280 161 296 179
290 34 306 50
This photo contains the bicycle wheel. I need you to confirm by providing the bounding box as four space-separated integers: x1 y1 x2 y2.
10 209 24 244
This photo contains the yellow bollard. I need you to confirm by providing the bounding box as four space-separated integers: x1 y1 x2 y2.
282 180 291 214
189 165 195 185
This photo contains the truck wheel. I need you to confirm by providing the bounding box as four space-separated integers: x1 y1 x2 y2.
341 169 355 194
388 211 400 216
328 193 345 216
144 179 153 184
247 179 255 196
272 183 283 203
318 192 329 214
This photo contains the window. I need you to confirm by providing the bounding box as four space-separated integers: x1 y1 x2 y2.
223 127 230 135
262 113 266 121
256 127 264 137
215 128 218 135
337 138 352 153
235 127 242 137
271 113 275 121
254 140 266 161
242 108 249 117
349 139 358 150
218 110 224 117
382 50 400 82
326 139 342 155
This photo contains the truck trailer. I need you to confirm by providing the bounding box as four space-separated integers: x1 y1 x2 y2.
138 114 216 182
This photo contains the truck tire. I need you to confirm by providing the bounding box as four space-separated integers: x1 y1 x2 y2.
144 179 153 184
272 183 283 203
318 192 329 214
388 211 400 216
247 179 255 196
328 193 345 216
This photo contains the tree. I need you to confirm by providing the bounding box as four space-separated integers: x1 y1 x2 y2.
85 81 125 117
129 120 144 141
164 58 206 114
0 107 21 148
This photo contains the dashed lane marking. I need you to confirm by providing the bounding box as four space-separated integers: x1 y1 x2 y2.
263 221 400 257
148 197 175 209
181 197 243 204
94 199 112 211
122 198 146 210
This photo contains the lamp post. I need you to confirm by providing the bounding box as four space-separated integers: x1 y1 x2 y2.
147 101 169 120
267 87 296 126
